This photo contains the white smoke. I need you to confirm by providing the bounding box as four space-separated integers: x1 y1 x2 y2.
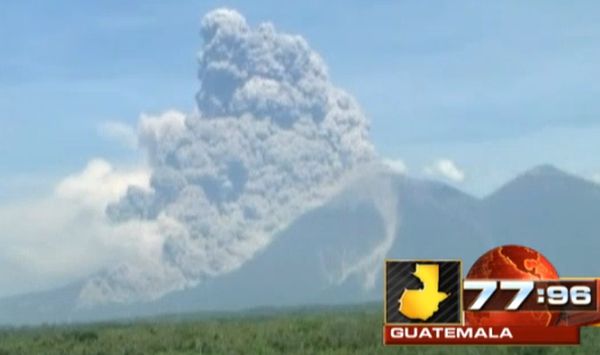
322 172 400 289
345 176 399 289
78 9 377 305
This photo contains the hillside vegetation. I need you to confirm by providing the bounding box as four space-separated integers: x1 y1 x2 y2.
0 305 596 354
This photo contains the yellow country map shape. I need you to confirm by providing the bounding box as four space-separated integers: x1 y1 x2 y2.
398 264 449 321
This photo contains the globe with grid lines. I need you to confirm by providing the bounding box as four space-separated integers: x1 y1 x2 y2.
465 245 560 327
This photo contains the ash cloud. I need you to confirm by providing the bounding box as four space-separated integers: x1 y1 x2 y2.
79 9 376 305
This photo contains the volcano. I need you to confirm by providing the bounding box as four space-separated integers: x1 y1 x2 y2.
1 165 600 324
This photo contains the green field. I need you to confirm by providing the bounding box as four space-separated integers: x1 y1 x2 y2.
0 305 597 354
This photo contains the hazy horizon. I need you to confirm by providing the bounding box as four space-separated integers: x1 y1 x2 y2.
1 3 600 316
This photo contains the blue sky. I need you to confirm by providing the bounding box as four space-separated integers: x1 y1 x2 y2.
2 0 600 196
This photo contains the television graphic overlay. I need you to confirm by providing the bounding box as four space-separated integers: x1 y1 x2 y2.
385 260 462 325
384 245 600 346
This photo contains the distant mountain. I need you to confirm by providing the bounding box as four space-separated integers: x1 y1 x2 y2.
483 165 600 275
1 165 599 324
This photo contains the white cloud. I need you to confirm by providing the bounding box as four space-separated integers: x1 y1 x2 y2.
56 159 150 209
79 8 376 305
0 160 151 297
382 158 407 174
97 121 138 149
425 159 466 183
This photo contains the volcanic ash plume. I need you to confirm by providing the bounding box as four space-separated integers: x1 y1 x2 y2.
78 9 375 305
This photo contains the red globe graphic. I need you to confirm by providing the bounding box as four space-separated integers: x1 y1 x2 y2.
465 245 560 327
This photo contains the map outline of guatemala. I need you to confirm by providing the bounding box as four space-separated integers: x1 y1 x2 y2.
398 264 449 321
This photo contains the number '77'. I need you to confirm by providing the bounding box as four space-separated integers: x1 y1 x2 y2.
464 280 534 311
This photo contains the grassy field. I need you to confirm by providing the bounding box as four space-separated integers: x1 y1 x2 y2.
0 305 597 354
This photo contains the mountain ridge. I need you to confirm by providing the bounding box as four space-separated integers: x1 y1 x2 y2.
1 165 599 324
